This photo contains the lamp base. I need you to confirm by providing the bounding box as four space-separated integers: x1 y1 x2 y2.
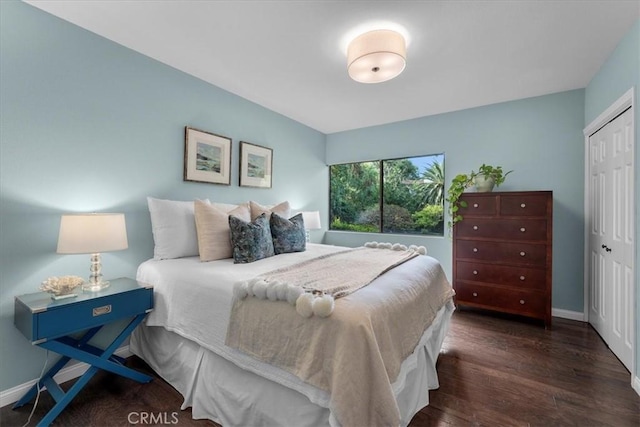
82 280 110 292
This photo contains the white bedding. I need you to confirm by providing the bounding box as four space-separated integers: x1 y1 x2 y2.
135 243 455 426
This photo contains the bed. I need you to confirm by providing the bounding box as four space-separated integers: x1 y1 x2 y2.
130 198 455 426
130 242 455 427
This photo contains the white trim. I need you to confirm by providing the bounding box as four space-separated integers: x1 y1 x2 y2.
583 86 636 392
0 345 132 408
552 308 585 322
584 87 635 137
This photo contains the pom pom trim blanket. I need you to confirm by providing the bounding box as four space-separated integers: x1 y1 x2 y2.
226 248 455 427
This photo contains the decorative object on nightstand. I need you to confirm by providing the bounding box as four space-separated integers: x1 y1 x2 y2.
452 191 553 327
300 211 321 242
56 213 128 292
40 275 84 300
13 277 154 426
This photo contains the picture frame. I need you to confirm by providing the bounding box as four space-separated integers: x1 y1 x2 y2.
184 127 232 185
239 141 273 188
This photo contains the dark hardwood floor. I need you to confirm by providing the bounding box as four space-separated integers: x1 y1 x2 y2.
3 309 638 426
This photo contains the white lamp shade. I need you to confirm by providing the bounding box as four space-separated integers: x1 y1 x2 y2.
347 29 406 83
301 211 322 230
57 213 128 254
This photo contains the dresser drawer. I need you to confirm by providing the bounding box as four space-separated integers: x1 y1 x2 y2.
455 240 547 266
457 195 497 216
27 287 153 342
455 218 547 241
456 261 547 290
455 283 547 318
500 194 550 217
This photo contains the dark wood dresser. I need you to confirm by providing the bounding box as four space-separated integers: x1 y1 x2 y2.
452 191 552 327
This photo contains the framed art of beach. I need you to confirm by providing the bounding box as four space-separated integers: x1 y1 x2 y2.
239 142 273 188
184 127 232 185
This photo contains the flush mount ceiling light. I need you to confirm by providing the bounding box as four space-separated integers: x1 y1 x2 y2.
347 29 407 84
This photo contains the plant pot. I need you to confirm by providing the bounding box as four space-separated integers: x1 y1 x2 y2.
473 175 495 192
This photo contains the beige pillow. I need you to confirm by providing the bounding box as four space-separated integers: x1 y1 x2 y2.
194 200 251 261
250 200 291 221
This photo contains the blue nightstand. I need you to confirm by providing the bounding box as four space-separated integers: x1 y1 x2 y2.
13 277 154 426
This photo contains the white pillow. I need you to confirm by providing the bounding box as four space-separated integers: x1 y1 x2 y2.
147 197 208 260
194 200 251 261
249 200 291 221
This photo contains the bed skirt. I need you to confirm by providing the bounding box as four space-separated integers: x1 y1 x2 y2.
130 300 454 427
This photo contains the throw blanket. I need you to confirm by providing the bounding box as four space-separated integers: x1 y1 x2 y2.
226 254 455 427
260 246 418 297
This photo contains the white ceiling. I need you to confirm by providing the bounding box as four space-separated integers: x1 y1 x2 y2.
25 1 640 134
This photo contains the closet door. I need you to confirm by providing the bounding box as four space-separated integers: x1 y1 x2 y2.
588 107 634 371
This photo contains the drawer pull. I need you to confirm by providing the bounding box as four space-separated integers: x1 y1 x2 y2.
520 251 526 257
473 248 478 253
520 275 526 281
92 304 112 317
519 299 525 305
472 292 478 297
520 227 526 232
473 203 479 208
473 225 478 230
521 203 526 208
473 270 478 275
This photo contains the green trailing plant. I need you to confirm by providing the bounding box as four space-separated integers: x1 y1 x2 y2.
446 164 513 230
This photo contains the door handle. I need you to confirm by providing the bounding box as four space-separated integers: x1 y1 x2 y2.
601 244 612 253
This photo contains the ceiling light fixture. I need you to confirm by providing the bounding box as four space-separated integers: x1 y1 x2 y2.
347 29 406 84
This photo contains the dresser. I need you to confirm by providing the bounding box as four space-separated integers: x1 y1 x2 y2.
452 191 552 327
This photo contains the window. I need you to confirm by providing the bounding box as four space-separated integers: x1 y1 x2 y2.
329 154 444 236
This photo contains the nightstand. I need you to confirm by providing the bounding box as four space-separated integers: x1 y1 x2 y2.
13 277 154 426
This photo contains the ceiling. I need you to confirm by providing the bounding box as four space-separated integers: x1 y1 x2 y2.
25 1 640 134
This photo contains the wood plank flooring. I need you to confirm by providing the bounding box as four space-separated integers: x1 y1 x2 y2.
2 308 638 426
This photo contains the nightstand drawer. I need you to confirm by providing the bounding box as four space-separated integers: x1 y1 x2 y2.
36 288 152 341
15 278 153 343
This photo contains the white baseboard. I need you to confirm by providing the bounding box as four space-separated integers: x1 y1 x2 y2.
0 345 132 408
552 308 585 322
633 375 640 397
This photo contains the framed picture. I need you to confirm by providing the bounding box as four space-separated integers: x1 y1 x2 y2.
239 141 273 188
184 127 232 185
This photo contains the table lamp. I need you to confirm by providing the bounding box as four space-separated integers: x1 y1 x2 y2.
57 213 128 291
301 211 322 243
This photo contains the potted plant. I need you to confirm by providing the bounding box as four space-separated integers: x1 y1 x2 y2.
446 164 512 229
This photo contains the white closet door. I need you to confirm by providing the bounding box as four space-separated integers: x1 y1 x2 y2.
588 108 634 371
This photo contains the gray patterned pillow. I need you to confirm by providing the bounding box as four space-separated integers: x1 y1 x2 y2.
229 213 275 264
270 212 306 255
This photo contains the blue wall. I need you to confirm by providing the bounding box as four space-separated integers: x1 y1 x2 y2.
0 1 327 391
326 90 586 314
585 20 640 388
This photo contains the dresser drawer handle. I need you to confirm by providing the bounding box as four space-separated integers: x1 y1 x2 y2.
473 270 478 275
519 299 525 305
473 203 479 208
520 275 526 281
473 248 478 253
472 292 478 297
520 227 526 232
473 225 478 230
93 304 112 317
520 251 526 257
520 203 526 208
